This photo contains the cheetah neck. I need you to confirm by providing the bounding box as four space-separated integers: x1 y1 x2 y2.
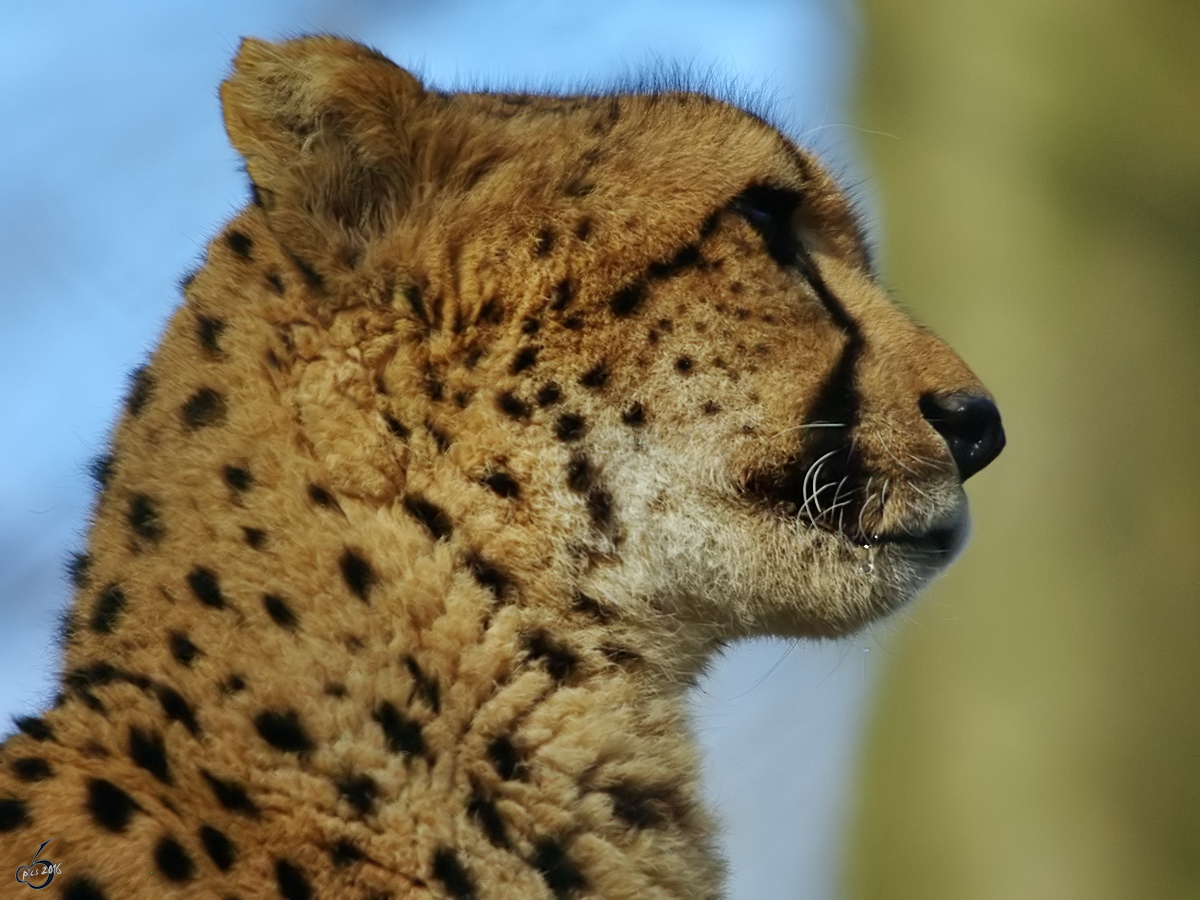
2 210 727 898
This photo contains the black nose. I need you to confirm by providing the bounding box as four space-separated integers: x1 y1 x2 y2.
919 392 1006 481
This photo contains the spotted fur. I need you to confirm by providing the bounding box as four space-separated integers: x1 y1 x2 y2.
0 36 1003 899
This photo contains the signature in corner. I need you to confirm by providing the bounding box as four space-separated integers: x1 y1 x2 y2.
14 839 61 891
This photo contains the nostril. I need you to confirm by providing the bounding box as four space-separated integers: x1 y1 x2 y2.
918 392 1006 481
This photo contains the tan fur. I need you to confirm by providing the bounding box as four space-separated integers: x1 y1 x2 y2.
0 36 1000 900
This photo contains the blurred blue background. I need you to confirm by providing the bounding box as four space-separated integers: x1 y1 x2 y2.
1 3 884 898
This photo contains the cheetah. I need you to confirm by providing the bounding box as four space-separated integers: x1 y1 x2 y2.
1 35 1004 900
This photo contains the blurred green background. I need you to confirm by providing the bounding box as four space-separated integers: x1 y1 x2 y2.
844 0 1200 897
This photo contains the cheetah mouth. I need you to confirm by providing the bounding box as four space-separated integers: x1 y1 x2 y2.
871 513 970 560
745 446 872 541
744 448 970 562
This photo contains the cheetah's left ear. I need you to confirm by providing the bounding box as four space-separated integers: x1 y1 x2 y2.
221 36 425 283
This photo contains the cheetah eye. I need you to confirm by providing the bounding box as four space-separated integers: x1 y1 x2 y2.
730 184 803 268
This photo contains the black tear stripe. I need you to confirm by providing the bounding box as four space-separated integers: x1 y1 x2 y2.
729 182 859 335
727 182 872 532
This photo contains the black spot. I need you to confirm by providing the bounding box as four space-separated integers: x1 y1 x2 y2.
574 219 592 241
286 251 325 293
454 390 473 408
700 211 720 238
609 282 644 316
533 228 554 256
331 839 363 866
403 495 453 541
223 466 253 492
564 177 594 197
648 243 701 280
384 413 410 440
510 346 539 374
465 348 484 368
468 788 509 847
14 717 53 742
425 420 452 453
572 593 614 622
263 594 299 629
578 362 608 389
0 797 29 831
404 656 441 713
532 838 587 898
600 643 641 665
374 701 424 756
68 551 92 589
187 567 225 609
478 297 503 325
89 584 126 633
481 472 521 498
154 835 196 881
62 877 107 900
621 402 646 427
432 847 476 900
563 315 583 330
487 736 524 780
56 607 78 647
550 279 573 311
201 770 259 816
254 709 313 753
64 660 127 692
275 859 313 900
126 365 155 416
497 391 532 421
521 317 541 335
197 315 227 357
155 685 200 736
425 373 445 402
128 493 164 542
467 554 510 599
702 400 721 415
404 285 428 324
337 549 375 603
555 413 587 442
181 388 228 430
12 757 52 781
307 484 340 510
325 682 348 698
536 382 562 407
242 527 267 549
199 824 236 871
128 727 171 784
675 356 694 373
224 674 246 693
566 454 592 493
336 773 378 815
266 271 285 294
525 632 578 683
86 778 140 832
88 453 115 491
606 783 679 829
226 230 253 259
588 488 614 529
169 632 200 666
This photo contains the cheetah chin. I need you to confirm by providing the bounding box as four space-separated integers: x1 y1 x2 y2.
0 36 1003 900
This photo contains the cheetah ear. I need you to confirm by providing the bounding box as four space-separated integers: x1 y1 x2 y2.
220 36 425 282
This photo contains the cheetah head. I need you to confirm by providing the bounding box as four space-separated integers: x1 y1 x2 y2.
221 37 1004 665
